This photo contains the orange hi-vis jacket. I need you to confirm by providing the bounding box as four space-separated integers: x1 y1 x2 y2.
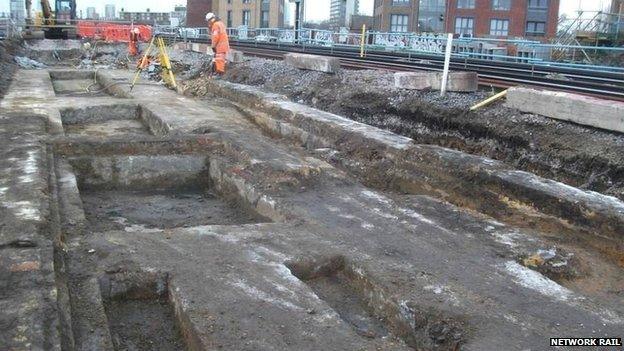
210 20 230 54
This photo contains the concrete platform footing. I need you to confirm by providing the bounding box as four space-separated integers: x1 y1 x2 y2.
227 49 245 63
172 42 214 55
284 53 341 73
506 87 624 133
394 71 478 92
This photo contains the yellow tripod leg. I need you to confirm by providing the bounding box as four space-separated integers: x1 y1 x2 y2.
131 36 156 91
158 37 177 89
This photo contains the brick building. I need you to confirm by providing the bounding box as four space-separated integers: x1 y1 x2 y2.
372 0 559 39
187 0 214 27
215 0 285 28
187 0 284 28
446 0 559 39
373 0 419 32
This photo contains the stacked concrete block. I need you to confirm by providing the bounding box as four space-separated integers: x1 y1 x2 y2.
227 50 245 63
284 53 341 74
506 87 624 133
394 71 478 92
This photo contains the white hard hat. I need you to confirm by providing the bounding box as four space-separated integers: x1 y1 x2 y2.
205 12 215 21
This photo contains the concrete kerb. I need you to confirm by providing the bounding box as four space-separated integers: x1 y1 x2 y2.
506 87 624 134
395 71 478 92
171 43 244 64
172 42 214 56
201 79 624 240
284 53 341 74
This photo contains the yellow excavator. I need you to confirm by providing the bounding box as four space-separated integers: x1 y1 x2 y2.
24 0 77 39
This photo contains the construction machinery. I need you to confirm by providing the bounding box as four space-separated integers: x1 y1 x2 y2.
24 0 77 39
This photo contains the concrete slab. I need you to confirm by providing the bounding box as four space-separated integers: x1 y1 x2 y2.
284 53 341 74
227 49 245 63
171 42 214 55
395 71 478 92
0 117 61 350
506 87 624 133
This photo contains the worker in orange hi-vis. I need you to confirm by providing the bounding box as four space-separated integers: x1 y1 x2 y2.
206 12 230 75
129 27 140 56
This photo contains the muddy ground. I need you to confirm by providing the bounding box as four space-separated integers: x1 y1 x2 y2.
181 58 624 201
0 39 20 99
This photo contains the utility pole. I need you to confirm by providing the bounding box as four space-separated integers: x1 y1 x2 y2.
617 2 623 42
289 0 304 41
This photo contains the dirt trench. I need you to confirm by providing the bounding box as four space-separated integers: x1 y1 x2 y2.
0 39 20 99
183 58 624 201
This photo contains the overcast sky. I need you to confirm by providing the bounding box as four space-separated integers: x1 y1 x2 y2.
0 1 613 21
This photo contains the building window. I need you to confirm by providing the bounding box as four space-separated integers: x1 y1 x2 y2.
528 0 547 9
390 14 409 32
227 10 232 27
457 0 475 9
490 19 509 35
526 21 545 35
492 0 511 10
392 0 410 5
242 10 250 26
260 10 269 27
454 17 474 35
418 0 446 32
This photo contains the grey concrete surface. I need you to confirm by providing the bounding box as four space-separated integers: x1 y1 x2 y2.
284 53 341 74
395 71 478 92
227 49 245 63
506 87 624 133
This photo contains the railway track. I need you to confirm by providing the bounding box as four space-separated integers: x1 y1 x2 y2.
173 37 624 101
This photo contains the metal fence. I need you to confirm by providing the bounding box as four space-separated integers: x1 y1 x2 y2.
175 26 624 72
0 17 20 40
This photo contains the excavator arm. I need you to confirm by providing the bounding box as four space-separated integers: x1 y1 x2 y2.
40 0 53 24
25 0 32 18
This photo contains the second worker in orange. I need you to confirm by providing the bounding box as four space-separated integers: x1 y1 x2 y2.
205 12 230 75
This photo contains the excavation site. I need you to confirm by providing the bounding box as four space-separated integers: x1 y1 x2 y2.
1 36 624 351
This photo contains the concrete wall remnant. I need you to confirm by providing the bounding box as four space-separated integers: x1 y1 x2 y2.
506 87 624 134
394 71 478 92
284 53 341 74
227 50 245 63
